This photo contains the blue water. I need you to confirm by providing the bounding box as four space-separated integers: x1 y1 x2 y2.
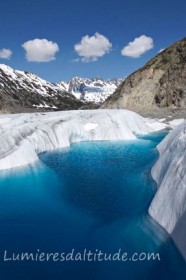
0 131 185 280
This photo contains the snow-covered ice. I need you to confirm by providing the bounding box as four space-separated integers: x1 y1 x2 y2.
144 118 168 131
149 121 186 259
0 109 163 171
168 118 184 127
146 117 184 130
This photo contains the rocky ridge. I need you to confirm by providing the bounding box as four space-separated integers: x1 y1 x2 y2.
102 37 186 114
0 65 94 113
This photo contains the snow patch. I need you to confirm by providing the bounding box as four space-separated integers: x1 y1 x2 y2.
84 123 98 132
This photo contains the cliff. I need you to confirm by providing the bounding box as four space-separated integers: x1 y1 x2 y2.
102 38 186 113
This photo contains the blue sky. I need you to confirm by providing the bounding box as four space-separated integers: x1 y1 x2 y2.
0 0 185 82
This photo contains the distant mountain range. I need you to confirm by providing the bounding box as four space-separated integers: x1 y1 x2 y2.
58 77 123 104
0 64 123 113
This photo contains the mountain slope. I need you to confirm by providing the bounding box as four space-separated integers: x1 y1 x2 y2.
0 64 86 113
102 37 186 112
58 77 123 104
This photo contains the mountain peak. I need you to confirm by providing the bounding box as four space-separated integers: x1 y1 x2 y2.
0 64 123 113
0 64 86 113
58 77 124 104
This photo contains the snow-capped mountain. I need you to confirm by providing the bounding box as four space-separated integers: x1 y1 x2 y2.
58 77 124 104
0 64 123 113
0 64 86 113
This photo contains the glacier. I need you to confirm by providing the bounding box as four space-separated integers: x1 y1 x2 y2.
0 109 165 171
149 120 186 260
1 108 185 259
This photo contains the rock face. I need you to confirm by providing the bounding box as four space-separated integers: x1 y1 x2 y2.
102 38 186 112
0 64 89 114
58 77 123 104
149 121 186 260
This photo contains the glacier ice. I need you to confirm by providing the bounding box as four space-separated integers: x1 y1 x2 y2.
149 120 186 259
0 109 163 171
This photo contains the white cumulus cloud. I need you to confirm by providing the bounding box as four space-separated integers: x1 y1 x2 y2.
0 48 12 59
22 39 59 62
74 32 112 62
121 35 154 58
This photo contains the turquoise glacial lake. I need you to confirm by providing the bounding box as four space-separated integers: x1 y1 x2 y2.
0 131 185 279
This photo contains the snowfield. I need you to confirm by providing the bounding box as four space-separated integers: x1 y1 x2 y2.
149 120 186 260
0 109 164 171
